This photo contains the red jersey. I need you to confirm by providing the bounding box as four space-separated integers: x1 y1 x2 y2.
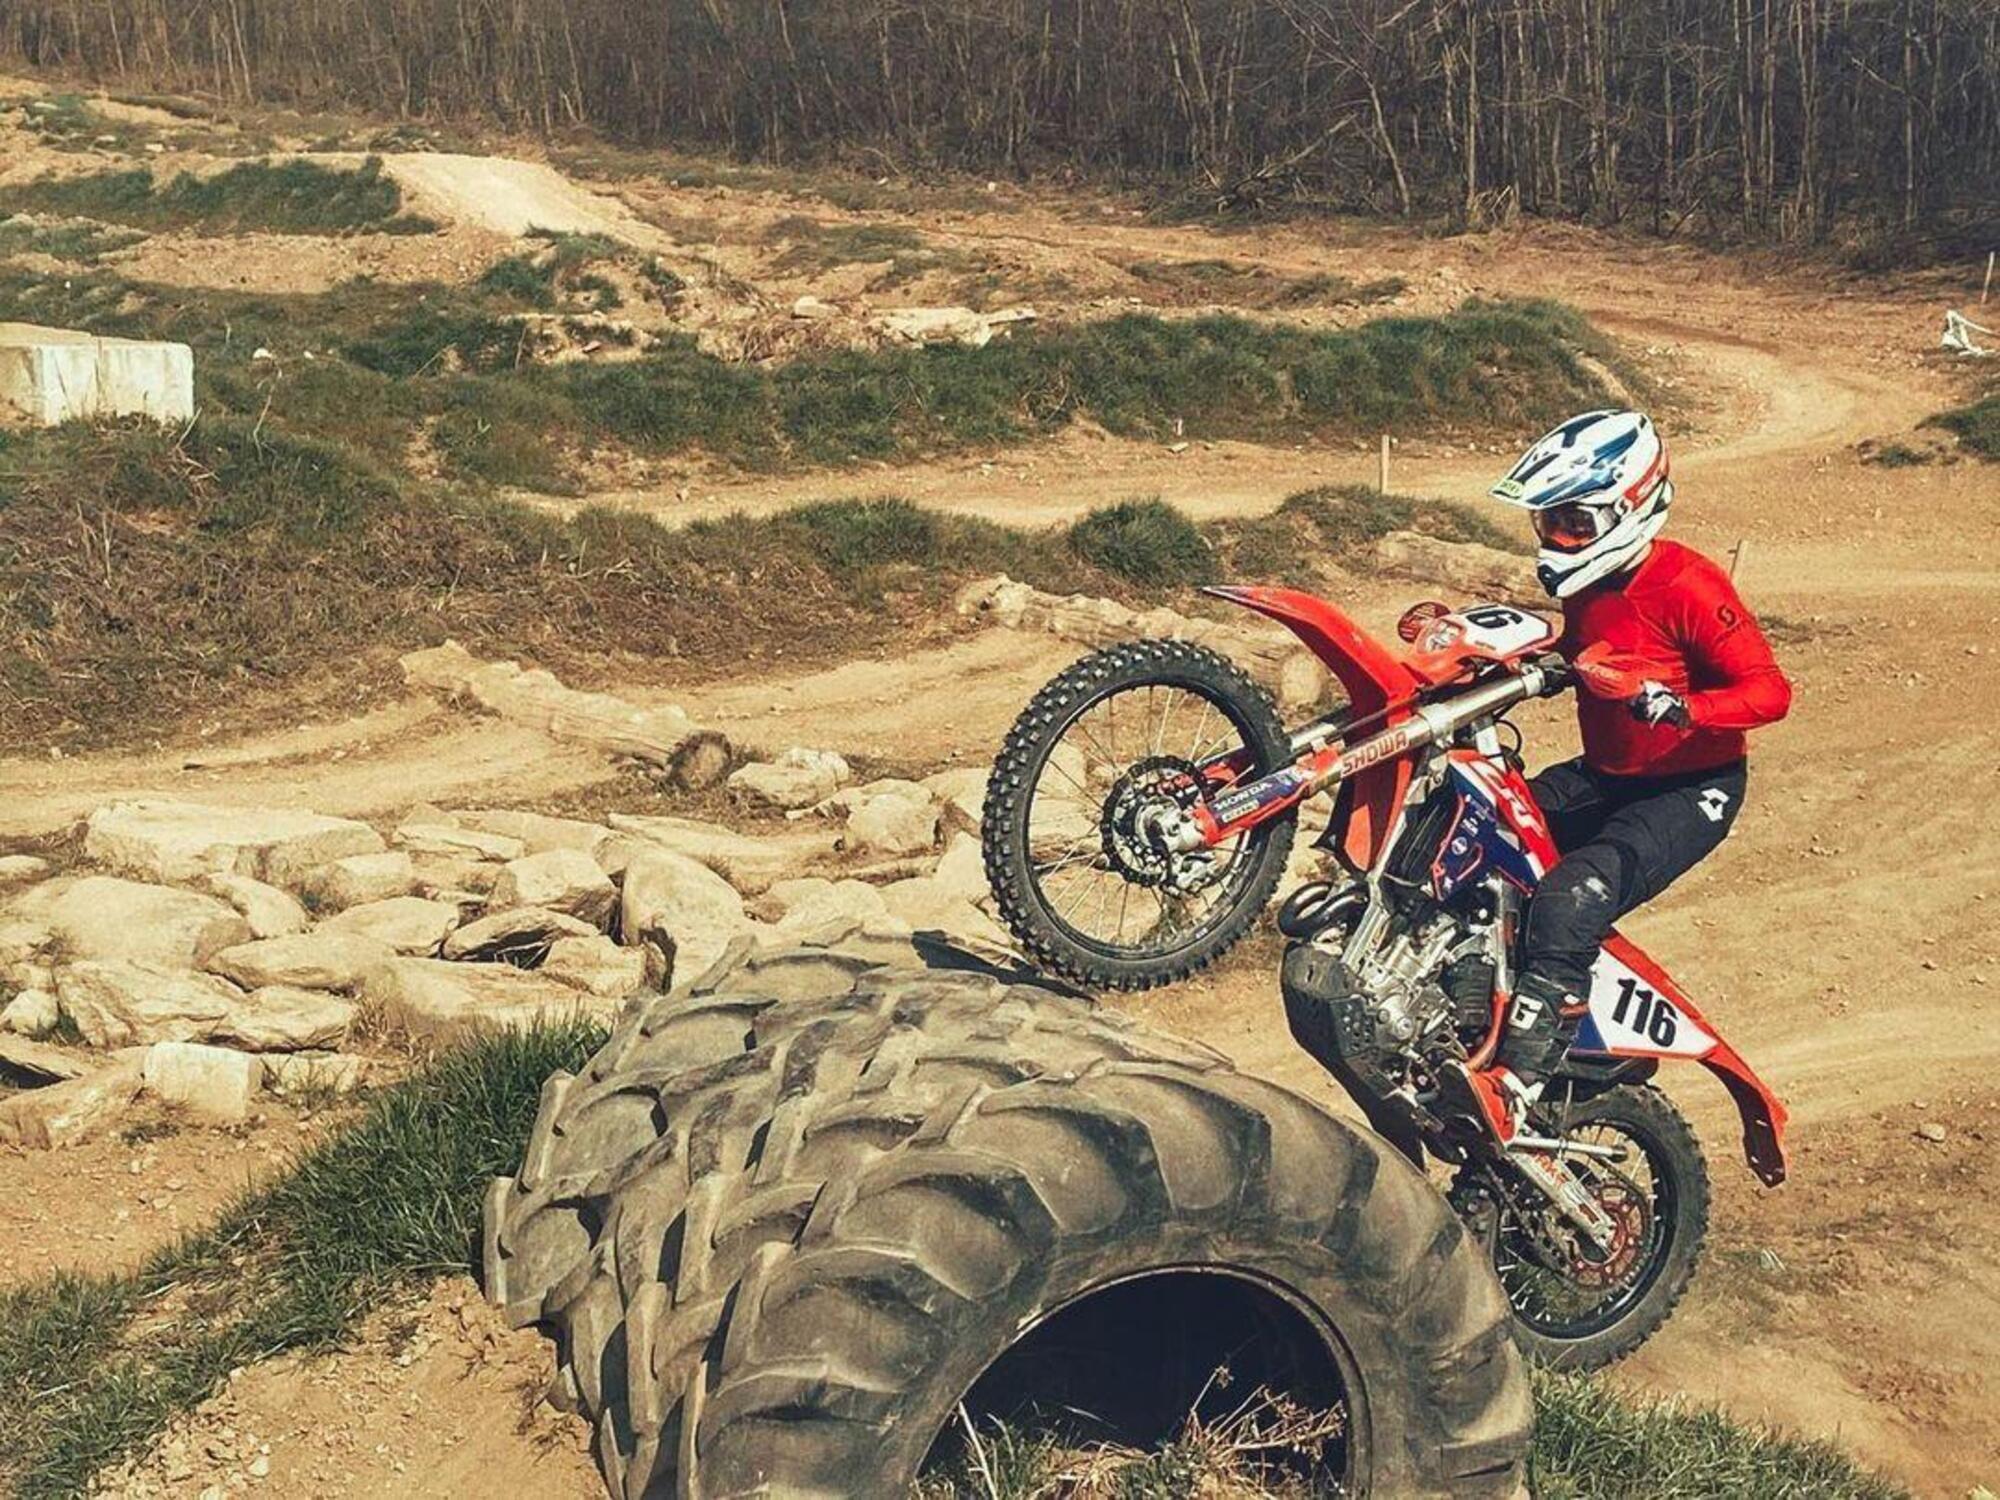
1559 539 1792 777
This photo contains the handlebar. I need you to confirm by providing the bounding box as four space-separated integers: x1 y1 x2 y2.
1526 652 1576 696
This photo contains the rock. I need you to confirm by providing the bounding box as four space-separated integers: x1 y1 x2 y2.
362 958 612 1040
816 776 933 816
619 849 750 987
0 854 51 887
603 814 839 894
83 800 385 885
0 1055 143 1148
489 849 616 927
211 987 356 1051
1370 531 1543 606
409 852 501 899
874 304 1036 348
846 789 940 857
540 934 650 998
142 1042 259 1124
205 931 392 994
318 896 462 955
766 877 892 937
727 748 853 811
0 1033 91 1084
263 1052 368 1098
1917 1122 1948 1144
455 809 615 857
876 876 1013 948
54 960 245 1047
7 876 251 969
393 823 525 862
440 907 599 964
923 768 988 833
202 874 310 939
1 987 59 1037
3 957 52 990
299 851 414 910
932 832 989 905
791 294 838 320
399 641 730 784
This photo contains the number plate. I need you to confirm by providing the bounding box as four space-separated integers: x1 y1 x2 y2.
1575 947 1716 1058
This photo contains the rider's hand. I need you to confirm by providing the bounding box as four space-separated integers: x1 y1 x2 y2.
1629 680 1692 728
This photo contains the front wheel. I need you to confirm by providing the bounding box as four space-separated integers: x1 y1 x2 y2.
983 639 1297 991
1452 1082 1710 1370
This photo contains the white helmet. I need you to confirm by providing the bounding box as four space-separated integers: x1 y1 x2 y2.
1489 409 1672 598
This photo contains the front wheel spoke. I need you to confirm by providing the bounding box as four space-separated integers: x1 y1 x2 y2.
1053 867 1108 920
1084 872 1121 935
1185 700 1216 763
1033 836 1102 881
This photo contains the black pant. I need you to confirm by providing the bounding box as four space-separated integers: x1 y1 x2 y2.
1501 757 1747 1075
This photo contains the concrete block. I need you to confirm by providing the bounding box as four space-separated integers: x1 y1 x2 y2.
0 322 194 426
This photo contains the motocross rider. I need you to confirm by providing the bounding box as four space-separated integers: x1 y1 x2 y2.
1442 409 1792 1144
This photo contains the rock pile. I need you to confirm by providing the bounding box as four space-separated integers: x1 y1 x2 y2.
0 769 1019 1151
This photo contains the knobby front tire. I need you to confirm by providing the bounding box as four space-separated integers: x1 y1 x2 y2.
982 639 1297 992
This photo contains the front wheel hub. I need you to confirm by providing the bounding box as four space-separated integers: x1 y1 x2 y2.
1101 755 1210 889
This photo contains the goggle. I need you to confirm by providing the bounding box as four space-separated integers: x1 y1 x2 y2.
1533 501 1617 551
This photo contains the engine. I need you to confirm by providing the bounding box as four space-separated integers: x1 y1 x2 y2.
1279 800 1503 1103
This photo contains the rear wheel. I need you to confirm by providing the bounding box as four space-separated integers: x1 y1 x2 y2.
1453 1083 1709 1370
983 639 1297 991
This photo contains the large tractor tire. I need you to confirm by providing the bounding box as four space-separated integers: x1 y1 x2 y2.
484 931 1530 1498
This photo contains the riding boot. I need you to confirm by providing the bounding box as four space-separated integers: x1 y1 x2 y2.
1447 973 1585 1146
1496 970 1587 1089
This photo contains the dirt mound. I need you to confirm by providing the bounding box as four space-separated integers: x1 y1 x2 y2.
367 152 674 248
91 1278 596 1499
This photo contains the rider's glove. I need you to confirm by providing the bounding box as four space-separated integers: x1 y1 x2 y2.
1629 680 1692 728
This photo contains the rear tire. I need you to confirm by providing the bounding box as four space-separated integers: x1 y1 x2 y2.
1467 1082 1709 1372
983 639 1297 992
484 934 1531 1498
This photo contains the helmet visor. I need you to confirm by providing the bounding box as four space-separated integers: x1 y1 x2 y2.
1534 501 1615 552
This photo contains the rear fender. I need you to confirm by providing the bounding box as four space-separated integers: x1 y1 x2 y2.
1575 935 1790 1186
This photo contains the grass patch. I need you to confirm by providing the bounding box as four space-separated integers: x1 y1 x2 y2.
1128 258 1406 309
1860 440 1934 467
0 157 436 236
553 298 1629 468
1218 484 1523 585
1924 391 2000 458
477 230 628 310
764 215 976 289
0 216 146 263
1071 497 1217 585
1528 1370 1906 1498
16 94 106 148
0 261 1632 490
0 1023 602 1500
918 1372 1904 1497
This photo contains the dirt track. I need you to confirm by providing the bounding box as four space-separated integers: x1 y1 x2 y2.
5 138 1997 1496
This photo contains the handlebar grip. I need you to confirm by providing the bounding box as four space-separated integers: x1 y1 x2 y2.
1530 653 1575 694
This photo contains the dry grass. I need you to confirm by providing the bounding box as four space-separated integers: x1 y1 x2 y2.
923 1379 1343 1499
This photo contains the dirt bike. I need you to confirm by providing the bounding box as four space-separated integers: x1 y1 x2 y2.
982 584 1788 1369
